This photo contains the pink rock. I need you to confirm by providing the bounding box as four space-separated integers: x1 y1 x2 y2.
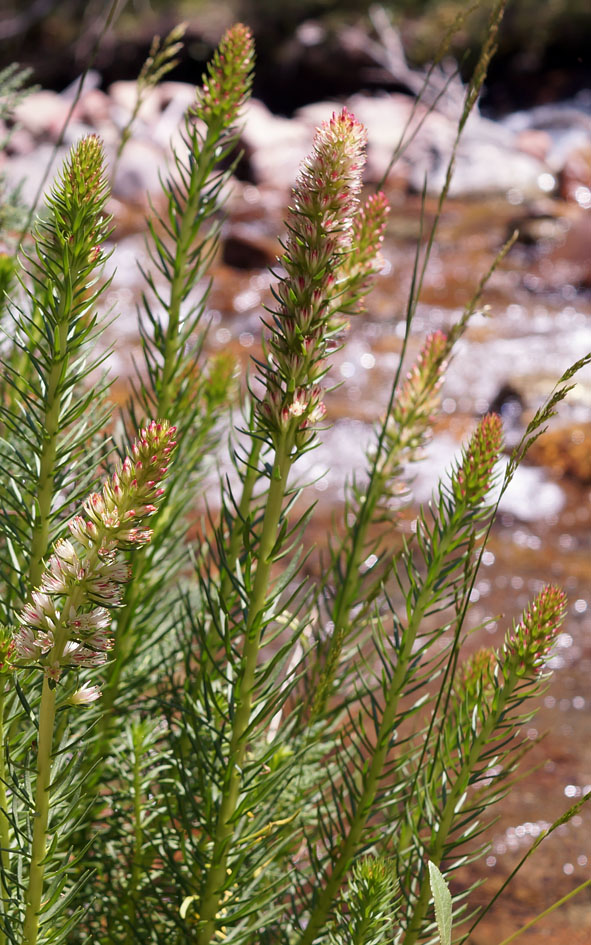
515 129 553 162
111 138 167 205
7 126 35 156
108 81 162 125
76 88 112 125
241 99 310 192
559 143 591 205
13 90 70 140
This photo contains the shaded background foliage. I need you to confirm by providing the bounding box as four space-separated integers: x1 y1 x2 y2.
0 0 590 115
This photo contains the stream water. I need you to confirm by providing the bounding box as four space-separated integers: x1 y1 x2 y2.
100 183 591 944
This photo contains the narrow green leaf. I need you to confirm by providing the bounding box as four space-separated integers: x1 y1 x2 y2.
428 861 452 945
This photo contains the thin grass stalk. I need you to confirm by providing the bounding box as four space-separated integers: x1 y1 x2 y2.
17 0 121 248
126 726 146 933
496 878 591 945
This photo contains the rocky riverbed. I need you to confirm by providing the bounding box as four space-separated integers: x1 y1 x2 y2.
3 70 591 943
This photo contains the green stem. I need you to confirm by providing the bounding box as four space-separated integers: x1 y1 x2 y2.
157 130 218 421
311 378 432 721
21 679 57 945
296 503 472 945
0 685 10 945
310 467 385 719
495 878 591 945
100 126 221 725
27 319 69 590
22 540 100 945
403 673 515 945
195 438 292 945
126 728 144 932
221 436 263 599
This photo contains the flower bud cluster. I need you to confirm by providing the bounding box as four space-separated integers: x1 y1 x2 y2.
504 585 567 675
453 412 503 504
194 23 254 127
46 134 110 272
385 331 449 468
14 421 177 690
453 647 498 705
337 191 390 316
0 626 15 676
67 134 104 206
259 108 376 448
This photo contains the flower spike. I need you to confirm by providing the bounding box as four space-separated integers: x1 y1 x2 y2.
504 585 567 675
194 23 254 127
258 108 370 448
14 421 177 691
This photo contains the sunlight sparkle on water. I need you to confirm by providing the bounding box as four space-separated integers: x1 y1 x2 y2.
233 289 260 312
574 185 591 209
537 172 555 192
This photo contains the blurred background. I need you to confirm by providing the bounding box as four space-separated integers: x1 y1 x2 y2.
1 3 591 944
1 0 590 115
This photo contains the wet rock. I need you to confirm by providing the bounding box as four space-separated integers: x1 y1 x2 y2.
544 213 591 288
515 128 553 162
152 82 196 151
155 82 196 114
75 88 113 126
222 224 278 270
298 93 548 198
240 99 313 191
108 80 162 126
2 142 69 206
420 125 549 199
559 143 591 206
5 126 35 157
502 100 591 194
494 459 565 520
13 90 71 140
111 138 167 205
509 211 570 246
528 424 591 484
60 70 102 102
488 383 524 424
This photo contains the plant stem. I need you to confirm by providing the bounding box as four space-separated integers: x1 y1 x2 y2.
296 503 474 945
402 675 514 945
495 878 591 945
126 727 144 932
157 131 218 421
311 466 385 719
21 679 57 945
0 685 10 945
222 435 263 597
196 438 292 945
27 320 68 590
21 540 102 945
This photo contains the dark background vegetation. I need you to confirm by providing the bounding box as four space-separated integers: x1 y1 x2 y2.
1 0 590 116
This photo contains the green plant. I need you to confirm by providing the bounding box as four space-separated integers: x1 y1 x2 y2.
0 11 589 945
